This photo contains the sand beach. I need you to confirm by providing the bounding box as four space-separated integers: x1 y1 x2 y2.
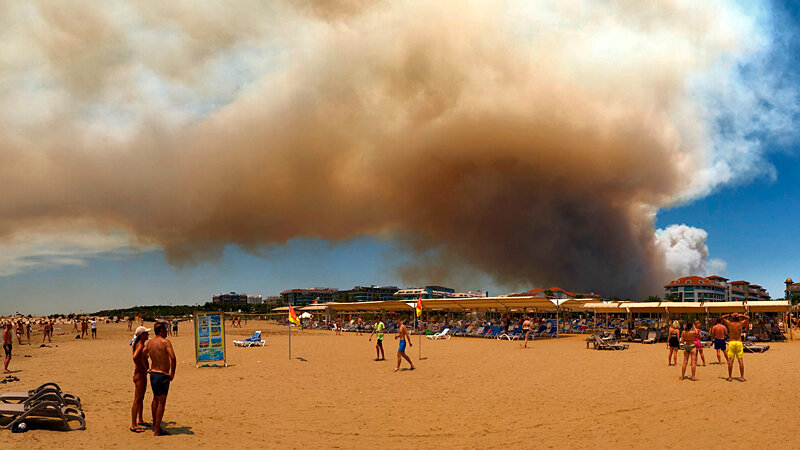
2 320 799 448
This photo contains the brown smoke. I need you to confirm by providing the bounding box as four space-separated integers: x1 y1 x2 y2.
0 1 767 296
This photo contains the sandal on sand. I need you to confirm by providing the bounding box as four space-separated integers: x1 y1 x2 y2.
392 368 398 372
138 422 152 428
130 427 145 433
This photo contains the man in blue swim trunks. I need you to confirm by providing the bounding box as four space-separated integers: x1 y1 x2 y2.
394 318 414 372
147 321 176 436
710 318 728 364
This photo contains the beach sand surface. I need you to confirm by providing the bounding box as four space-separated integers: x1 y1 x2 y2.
2 320 799 448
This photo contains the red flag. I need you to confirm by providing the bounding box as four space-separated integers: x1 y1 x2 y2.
415 296 422 317
288 305 300 325
312 298 319 304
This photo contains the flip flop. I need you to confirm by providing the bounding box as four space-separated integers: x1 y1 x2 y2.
130 427 145 433
138 422 152 427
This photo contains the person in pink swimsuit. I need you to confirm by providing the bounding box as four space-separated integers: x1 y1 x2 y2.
693 321 706 366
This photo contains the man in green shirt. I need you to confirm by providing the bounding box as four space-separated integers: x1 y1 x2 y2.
368 315 386 361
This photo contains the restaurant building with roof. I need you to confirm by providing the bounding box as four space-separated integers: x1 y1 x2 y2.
664 276 770 302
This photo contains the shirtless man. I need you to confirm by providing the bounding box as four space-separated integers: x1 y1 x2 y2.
368 315 386 361
3 322 13 373
394 318 415 372
720 313 749 381
147 322 176 436
522 317 532 348
130 326 151 433
710 318 729 365
356 316 363 336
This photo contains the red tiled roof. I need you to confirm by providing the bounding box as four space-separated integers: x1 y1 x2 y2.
664 276 719 287
707 275 729 281
730 280 749 285
749 284 761 288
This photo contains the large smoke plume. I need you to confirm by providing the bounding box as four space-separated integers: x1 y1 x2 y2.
0 1 793 296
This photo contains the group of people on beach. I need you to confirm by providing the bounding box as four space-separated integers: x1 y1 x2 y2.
367 315 415 371
667 313 749 382
72 317 98 339
130 321 177 436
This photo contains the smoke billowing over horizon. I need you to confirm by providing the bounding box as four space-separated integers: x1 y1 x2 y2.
0 1 795 297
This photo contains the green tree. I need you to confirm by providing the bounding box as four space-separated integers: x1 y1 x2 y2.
543 289 553 298
646 295 661 302
791 293 800 305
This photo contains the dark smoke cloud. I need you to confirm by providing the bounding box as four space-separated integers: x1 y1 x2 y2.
0 1 790 296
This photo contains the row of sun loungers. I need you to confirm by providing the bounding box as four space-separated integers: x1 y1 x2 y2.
0 383 85 431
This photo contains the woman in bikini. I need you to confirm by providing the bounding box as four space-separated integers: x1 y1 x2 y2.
667 320 680 366
693 320 707 366
679 322 698 381
131 326 151 433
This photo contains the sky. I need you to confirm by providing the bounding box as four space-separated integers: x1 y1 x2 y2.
1 1 800 314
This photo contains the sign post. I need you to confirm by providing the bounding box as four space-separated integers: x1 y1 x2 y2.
194 311 227 367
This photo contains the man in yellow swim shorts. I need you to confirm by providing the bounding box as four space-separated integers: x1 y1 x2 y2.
721 313 749 382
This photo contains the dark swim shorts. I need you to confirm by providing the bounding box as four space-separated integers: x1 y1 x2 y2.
398 339 406 353
376 338 383 347
150 372 171 396
713 338 726 350
3 343 11 356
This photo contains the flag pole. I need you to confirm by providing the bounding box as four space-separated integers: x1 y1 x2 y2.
288 319 291 360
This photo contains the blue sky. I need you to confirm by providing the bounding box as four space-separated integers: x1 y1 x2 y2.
1 1 799 315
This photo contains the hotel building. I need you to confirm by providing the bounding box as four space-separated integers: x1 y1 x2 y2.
664 276 770 302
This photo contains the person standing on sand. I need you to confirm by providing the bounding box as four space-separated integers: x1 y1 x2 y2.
91 318 97 339
720 313 749 382
693 321 706 366
172 319 178 337
522 317 532 348
679 322 698 381
3 322 13 374
368 315 386 361
131 326 151 433
127 316 133 332
394 318 415 372
710 318 728 365
356 316 363 336
42 320 51 343
26 322 31 344
667 321 680 366
15 321 23 345
147 322 176 436
81 318 88 339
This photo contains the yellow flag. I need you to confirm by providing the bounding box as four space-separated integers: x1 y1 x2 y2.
289 305 301 325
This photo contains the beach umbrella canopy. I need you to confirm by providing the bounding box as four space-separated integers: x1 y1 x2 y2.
300 312 312 319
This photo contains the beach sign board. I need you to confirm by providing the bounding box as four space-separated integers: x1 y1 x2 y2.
194 311 227 367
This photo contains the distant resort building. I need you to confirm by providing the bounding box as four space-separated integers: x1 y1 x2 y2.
212 292 262 306
664 276 770 302
506 287 600 299
339 285 399 302
394 286 488 300
786 278 800 300
280 287 339 306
